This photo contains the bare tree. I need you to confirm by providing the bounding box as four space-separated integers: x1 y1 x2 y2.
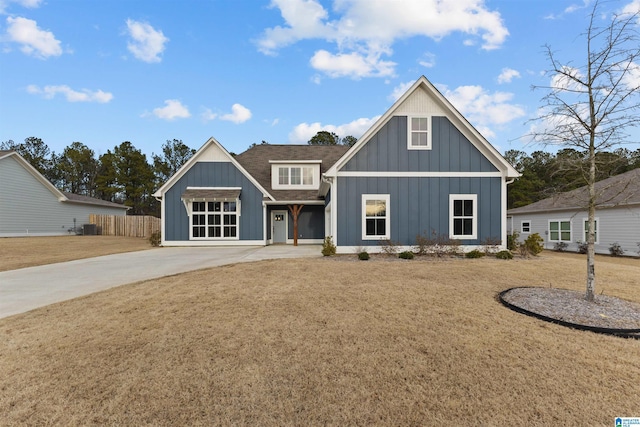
529 0 640 302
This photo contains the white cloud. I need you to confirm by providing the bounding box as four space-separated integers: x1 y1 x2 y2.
418 52 436 68
220 103 252 124
388 80 414 101
0 0 42 13
27 84 113 103
621 0 640 24
621 61 640 90
125 19 168 63
497 68 521 84
310 49 395 79
151 99 190 120
442 85 526 138
288 115 380 143
201 108 217 122
257 0 509 79
550 66 584 91
5 16 62 59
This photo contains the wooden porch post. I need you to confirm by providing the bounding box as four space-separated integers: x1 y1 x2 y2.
288 204 303 246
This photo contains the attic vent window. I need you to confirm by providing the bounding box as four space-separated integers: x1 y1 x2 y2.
271 163 320 190
408 116 432 150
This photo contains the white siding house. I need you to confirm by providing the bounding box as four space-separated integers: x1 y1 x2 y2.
0 150 128 236
507 168 640 256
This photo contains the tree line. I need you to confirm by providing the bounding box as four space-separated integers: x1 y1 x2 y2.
505 147 640 209
1 137 195 216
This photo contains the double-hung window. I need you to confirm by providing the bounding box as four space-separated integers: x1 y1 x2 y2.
271 162 319 189
362 194 390 240
408 116 431 150
450 194 477 239
549 220 571 242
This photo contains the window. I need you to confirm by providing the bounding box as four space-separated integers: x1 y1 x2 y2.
272 164 319 189
549 220 571 242
362 194 390 240
191 200 238 239
408 116 431 150
521 221 531 234
583 218 599 244
450 194 477 239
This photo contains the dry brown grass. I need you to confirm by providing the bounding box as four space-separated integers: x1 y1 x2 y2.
1 253 639 426
0 236 152 271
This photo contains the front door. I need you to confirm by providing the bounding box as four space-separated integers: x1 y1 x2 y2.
272 211 287 244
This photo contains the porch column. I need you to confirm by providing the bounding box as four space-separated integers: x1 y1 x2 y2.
288 204 304 246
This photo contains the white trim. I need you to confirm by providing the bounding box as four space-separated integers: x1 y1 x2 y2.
185 186 242 191
325 76 520 179
263 200 325 205
336 171 502 178
520 219 532 234
160 240 265 247
269 160 323 164
187 199 240 241
332 177 339 246
271 164 319 190
407 115 432 150
361 194 391 240
548 219 572 242
152 136 274 201
582 217 599 244
334 244 500 255
449 194 478 240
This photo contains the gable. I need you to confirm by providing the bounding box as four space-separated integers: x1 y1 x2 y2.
340 116 498 173
327 76 519 179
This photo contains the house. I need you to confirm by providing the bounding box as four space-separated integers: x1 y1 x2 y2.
507 168 640 256
0 150 129 237
153 76 520 252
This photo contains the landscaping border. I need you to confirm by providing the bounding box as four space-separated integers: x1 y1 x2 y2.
498 287 640 339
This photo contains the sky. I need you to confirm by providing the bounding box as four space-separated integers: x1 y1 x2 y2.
1 0 639 160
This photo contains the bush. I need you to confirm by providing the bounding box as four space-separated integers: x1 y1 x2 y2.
379 239 399 255
553 241 568 252
609 242 624 257
321 236 337 256
358 251 370 260
482 236 501 254
149 231 161 247
523 233 544 256
398 251 414 259
576 241 588 254
495 250 513 260
414 231 434 255
507 231 519 251
465 249 485 258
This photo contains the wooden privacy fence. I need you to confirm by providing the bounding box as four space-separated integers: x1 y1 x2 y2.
89 214 160 238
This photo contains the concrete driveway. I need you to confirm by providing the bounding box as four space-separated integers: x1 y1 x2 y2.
0 245 321 319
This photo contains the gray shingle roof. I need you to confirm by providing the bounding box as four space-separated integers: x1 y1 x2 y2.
63 192 129 210
508 168 640 214
234 144 349 202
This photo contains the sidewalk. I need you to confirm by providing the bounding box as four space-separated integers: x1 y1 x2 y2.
0 245 321 319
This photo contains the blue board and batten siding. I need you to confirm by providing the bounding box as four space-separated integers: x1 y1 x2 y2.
336 176 502 246
163 162 264 241
342 117 498 173
336 116 502 247
265 205 325 241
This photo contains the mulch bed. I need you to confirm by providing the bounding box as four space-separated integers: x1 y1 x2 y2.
500 287 640 336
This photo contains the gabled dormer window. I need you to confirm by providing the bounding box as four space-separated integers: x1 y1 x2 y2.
271 161 321 190
407 116 432 150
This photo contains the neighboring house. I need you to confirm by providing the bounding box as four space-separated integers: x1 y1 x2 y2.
507 168 640 256
0 150 128 237
153 76 520 252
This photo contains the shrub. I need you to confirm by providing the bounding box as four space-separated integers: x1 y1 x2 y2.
576 241 588 254
358 251 370 260
554 242 569 252
495 250 513 260
379 239 399 255
523 233 544 256
321 236 337 256
507 231 519 251
414 231 435 255
398 251 414 260
465 249 485 259
637 242 640 257
413 230 461 257
482 236 501 254
149 231 161 247
609 242 624 257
